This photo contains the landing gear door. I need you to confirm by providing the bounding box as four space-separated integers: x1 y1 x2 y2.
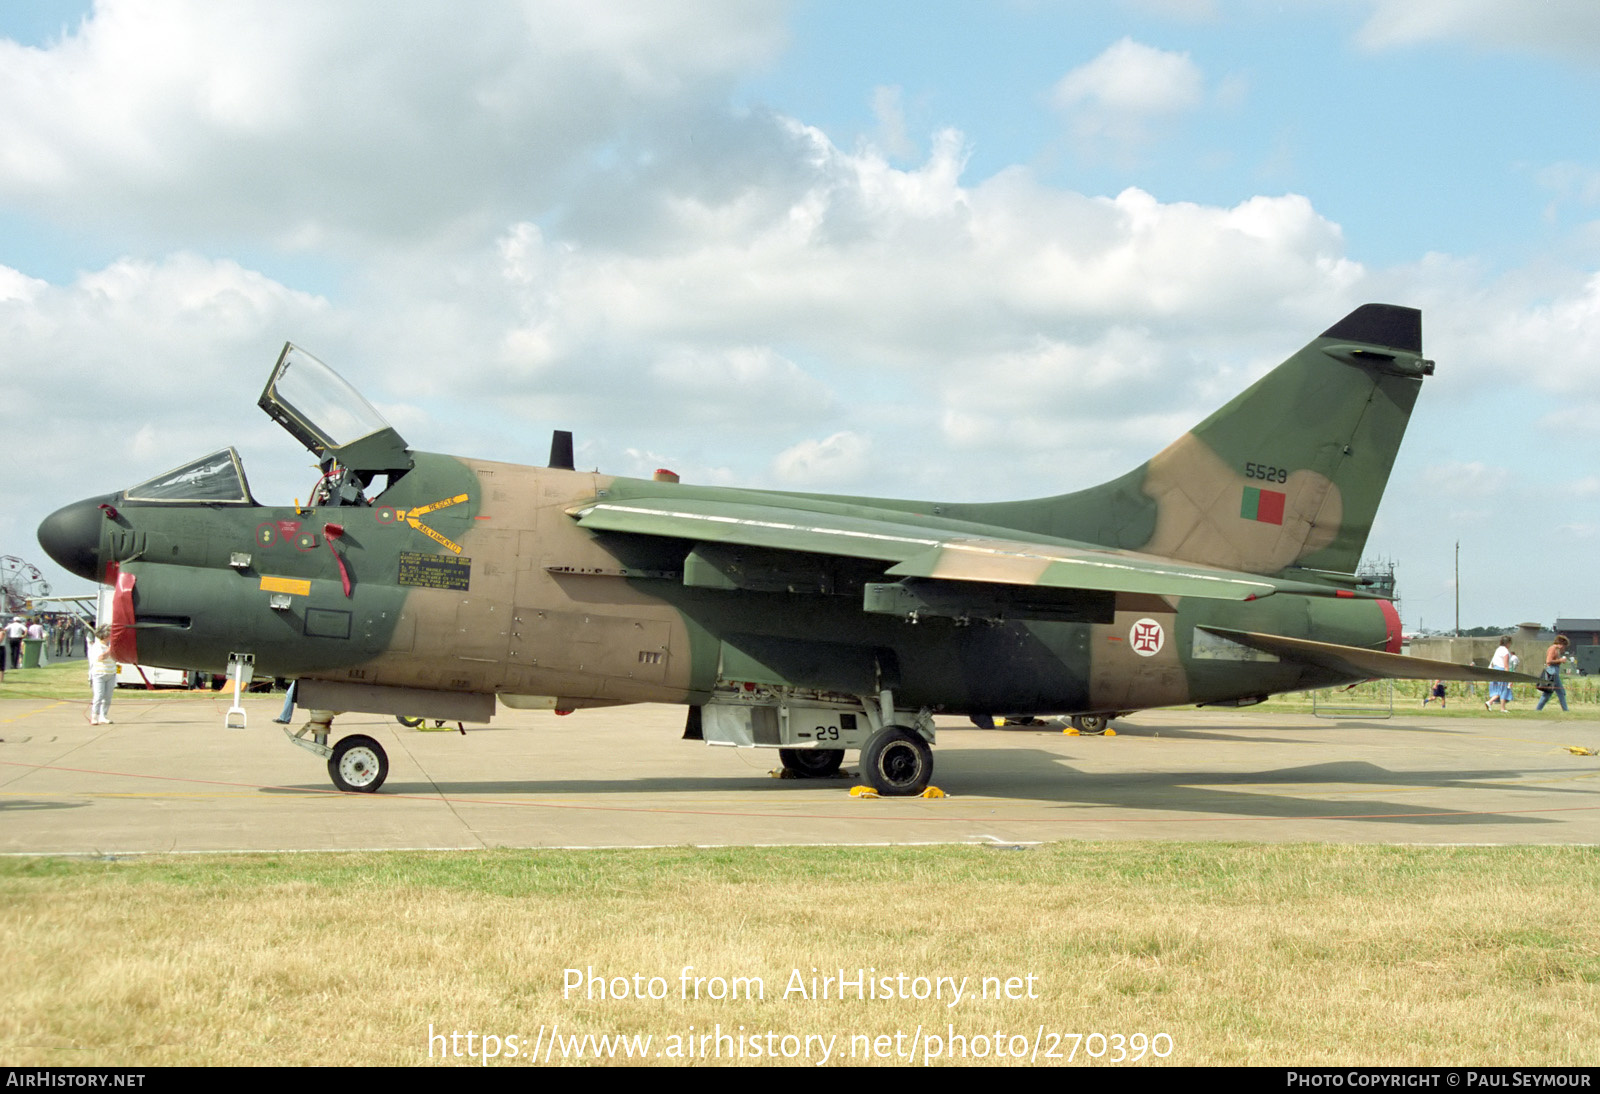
257 343 414 478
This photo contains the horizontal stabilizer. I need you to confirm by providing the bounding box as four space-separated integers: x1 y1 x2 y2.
1199 627 1538 684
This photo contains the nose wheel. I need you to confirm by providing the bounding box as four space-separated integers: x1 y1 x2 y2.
328 734 389 793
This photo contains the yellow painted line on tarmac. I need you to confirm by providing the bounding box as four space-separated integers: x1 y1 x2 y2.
0 701 69 724
0 790 269 801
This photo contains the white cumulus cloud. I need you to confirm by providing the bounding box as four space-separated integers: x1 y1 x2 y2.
1355 0 1600 59
0 0 786 250
772 431 871 488
1051 38 1205 161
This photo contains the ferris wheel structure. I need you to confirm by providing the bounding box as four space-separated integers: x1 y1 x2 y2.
0 556 52 614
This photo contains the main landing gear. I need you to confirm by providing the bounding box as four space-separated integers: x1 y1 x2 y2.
778 748 845 778
1070 714 1111 735
781 725 933 796
700 684 938 797
775 729 931 794
859 726 933 796
283 711 391 794
854 688 936 797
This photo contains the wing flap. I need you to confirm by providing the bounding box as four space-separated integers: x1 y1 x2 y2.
888 539 1278 601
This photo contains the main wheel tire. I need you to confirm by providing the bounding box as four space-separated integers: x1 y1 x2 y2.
1072 714 1110 735
778 748 845 778
395 715 423 728
861 727 933 797
328 734 389 793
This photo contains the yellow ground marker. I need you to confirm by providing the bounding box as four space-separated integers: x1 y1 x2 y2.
848 785 946 799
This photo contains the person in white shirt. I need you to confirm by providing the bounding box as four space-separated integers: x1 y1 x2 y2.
1486 636 1513 712
3 617 24 671
87 626 118 725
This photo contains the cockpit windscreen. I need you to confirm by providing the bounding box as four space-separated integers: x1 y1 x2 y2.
124 448 255 504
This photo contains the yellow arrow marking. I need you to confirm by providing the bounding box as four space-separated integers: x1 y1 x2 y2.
392 494 471 554
407 518 464 555
406 493 468 519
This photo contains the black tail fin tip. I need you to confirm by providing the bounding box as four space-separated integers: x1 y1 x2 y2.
1320 304 1422 353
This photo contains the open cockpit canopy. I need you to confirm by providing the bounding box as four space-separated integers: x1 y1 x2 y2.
258 343 413 478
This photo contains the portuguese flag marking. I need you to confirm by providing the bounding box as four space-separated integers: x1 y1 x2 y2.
1241 487 1286 525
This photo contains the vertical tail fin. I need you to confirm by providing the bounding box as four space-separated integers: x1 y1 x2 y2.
968 304 1430 577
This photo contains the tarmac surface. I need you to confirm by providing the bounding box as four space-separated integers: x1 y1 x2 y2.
1 689 1597 853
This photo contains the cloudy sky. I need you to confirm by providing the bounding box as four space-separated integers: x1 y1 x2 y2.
2 0 1598 631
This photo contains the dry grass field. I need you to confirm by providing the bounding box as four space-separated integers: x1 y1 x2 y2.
3 844 1597 1067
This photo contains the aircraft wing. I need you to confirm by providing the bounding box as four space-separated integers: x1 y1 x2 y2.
571 497 1296 602
1199 627 1538 683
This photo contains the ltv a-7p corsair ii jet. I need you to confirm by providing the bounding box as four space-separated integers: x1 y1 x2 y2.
38 304 1518 795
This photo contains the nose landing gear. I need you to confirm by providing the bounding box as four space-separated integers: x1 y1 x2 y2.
328 734 389 793
282 713 391 793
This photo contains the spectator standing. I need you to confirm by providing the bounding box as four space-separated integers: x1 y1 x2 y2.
87 626 117 724
1486 636 1514 712
4 616 24 670
1536 635 1572 713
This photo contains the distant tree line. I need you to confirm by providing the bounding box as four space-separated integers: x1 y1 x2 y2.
1411 625 1529 638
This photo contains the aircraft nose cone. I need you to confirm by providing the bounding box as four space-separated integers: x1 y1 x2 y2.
37 495 114 583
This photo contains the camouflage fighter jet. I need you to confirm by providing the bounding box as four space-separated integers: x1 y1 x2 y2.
37 304 1521 795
